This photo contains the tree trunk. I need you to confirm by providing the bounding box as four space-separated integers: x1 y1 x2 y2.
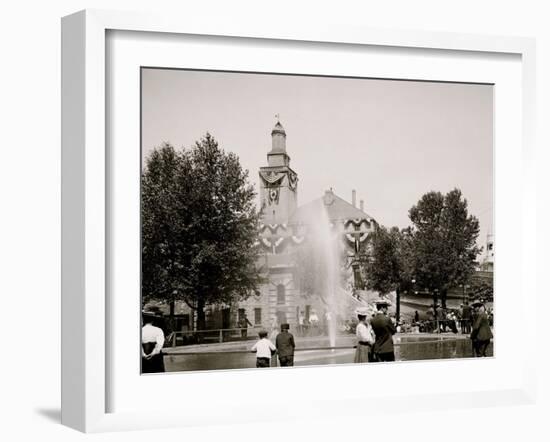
432 290 438 309
196 298 206 331
395 288 401 325
441 289 447 309
169 299 175 317
168 299 176 335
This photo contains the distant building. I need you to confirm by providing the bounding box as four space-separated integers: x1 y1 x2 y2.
480 233 494 272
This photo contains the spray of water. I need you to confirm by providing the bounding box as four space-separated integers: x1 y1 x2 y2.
295 195 372 348
300 199 344 347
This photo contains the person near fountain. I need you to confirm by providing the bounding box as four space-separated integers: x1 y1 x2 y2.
354 307 375 363
251 330 277 368
298 311 305 336
275 323 296 366
470 299 493 357
269 316 279 341
370 299 397 362
461 303 472 334
238 313 253 339
309 310 319 336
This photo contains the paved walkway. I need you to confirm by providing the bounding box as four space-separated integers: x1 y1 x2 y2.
163 332 470 355
163 333 490 372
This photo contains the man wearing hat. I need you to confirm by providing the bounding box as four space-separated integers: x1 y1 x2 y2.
354 307 375 363
461 303 472 334
370 299 397 362
275 323 296 366
470 299 493 357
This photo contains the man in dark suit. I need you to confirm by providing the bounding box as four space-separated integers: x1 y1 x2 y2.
370 299 397 362
275 323 296 366
461 303 472 334
470 300 493 357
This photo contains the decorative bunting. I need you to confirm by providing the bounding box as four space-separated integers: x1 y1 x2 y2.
259 170 286 185
288 171 298 190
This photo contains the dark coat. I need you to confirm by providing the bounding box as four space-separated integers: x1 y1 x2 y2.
275 331 295 357
470 312 493 341
370 313 396 354
462 306 472 320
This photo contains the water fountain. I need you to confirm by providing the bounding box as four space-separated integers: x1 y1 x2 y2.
296 196 369 348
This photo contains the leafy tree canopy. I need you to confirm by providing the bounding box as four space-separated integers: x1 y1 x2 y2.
363 226 413 295
408 188 482 304
141 134 264 329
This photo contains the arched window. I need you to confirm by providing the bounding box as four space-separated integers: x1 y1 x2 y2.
277 284 285 305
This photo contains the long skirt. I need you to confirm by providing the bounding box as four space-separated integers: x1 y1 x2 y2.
142 352 165 373
354 344 371 363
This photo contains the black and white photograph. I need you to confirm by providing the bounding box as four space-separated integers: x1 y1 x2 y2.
140 68 494 373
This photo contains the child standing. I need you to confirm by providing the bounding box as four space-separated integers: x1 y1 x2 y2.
251 330 276 367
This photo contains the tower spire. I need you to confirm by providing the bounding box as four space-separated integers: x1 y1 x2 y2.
271 117 286 152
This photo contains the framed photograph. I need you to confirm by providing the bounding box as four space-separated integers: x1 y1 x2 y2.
61 9 537 433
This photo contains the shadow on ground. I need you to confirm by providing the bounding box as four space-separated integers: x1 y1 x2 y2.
35 408 61 423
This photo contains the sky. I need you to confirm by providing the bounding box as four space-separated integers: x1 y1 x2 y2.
141 68 493 248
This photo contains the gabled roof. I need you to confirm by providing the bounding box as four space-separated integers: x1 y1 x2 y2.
290 190 375 225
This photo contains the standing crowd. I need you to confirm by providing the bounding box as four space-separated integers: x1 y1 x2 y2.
141 298 493 373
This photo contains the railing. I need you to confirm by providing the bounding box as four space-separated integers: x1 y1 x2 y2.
401 319 472 333
165 337 466 356
167 326 265 347
400 319 476 334
165 319 487 347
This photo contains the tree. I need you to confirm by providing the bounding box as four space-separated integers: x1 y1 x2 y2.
468 277 493 302
141 134 264 330
362 226 413 322
408 188 481 308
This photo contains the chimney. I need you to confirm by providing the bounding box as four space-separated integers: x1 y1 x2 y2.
360 200 364 212
352 189 356 207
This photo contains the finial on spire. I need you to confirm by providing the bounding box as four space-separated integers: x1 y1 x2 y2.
275 113 280 122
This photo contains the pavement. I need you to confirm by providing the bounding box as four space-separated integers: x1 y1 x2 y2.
162 332 489 372
163 332 471 355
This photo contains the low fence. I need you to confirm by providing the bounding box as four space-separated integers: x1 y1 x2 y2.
166 319 488 347
166 326 265 347
165 337 465 356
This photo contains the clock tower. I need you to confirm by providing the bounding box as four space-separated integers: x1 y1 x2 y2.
259 120 298 224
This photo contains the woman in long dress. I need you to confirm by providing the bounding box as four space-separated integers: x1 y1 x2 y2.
354 307 375 363
141 311 166 373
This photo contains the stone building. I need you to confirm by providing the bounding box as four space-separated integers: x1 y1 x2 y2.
233 120 377 332
480 233 494 272
152 121 378 335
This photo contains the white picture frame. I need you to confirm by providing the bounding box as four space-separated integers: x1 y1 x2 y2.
61 9 537 433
